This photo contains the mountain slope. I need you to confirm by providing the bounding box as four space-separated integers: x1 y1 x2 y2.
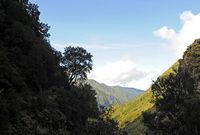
111 89 153 128
127 39 200 135
87 79 143 107
110 62 179 134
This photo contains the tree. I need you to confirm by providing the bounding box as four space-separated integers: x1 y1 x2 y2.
143 62 197 134
183 39 200 90
0 0 123 134
62 46 93 88
86 106 127 135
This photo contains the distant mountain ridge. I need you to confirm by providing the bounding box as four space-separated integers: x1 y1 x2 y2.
87 79 143 107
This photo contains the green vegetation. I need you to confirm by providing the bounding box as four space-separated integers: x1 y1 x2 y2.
2 0 200 134
111 39 200 134
88 79 143 107
143 39 200 134
123 111 152 135
143 63 196 134
111 89 153 127
160 61 179 78
62 46 93 88
0 1 125 134
110 61 179 134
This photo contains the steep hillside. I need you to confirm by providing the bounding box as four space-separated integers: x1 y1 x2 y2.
110 62 179 134
139 39 200 134
111 89 153 127
87 79 143 107
0 1 124 134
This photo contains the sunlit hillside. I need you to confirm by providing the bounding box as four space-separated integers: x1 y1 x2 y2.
110 62 180 133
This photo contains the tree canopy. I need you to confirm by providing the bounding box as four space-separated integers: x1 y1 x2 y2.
62 46 93 88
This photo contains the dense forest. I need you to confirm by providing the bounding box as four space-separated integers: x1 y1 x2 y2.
0 0 126 134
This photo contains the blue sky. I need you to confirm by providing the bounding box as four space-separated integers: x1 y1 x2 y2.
31 0 200 89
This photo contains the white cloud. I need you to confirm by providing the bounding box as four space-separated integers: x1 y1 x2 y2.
180 11 193 22
88 60 155 90
154 11 200 58
154 26 176 40
125 72 156 90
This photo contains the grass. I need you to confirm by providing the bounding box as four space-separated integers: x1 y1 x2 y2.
111 89 153 128
110 61 180 134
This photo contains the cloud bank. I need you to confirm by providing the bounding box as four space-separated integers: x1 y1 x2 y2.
154 11 200 58
89 60 155 90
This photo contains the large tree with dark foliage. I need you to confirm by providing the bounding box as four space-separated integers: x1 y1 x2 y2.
0 0 124 134
143 40 200 135
62 46 93 88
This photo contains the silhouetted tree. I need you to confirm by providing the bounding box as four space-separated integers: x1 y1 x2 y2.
62 46 93 88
